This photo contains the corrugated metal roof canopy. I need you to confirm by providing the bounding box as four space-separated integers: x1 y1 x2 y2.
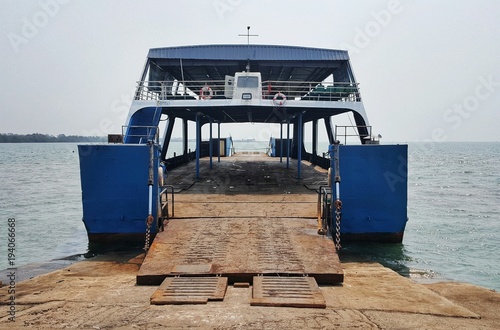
146 44 351 83
148 44 349 61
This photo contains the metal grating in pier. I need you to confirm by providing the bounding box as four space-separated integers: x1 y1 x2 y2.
251 276 326 308
150 277 228 305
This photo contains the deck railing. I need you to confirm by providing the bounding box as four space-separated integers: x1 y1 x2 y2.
134 80 361 102
262 81 361 102
122 125 159 144
335 125 380 145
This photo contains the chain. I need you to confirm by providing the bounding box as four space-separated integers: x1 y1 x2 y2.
143 214 154 252
144 140 155 252
334 200 342 250
331 140 342 251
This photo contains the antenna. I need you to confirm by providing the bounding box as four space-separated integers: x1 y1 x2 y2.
238 26 258 46
238 26 258 71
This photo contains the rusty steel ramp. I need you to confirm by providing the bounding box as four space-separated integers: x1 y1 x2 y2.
137 217 343 286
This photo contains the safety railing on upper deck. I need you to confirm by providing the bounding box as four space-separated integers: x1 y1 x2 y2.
134 80 227 101
262 81 361 102
134 80 361 102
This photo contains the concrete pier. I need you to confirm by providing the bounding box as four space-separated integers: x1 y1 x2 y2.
1 251 498 329
1 154 499 328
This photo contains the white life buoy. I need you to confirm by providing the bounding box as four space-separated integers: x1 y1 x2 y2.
200 85 213 100
272 92 286 106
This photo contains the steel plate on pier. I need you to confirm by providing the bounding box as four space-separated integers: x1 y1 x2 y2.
150 277 228 305
251 276 326 308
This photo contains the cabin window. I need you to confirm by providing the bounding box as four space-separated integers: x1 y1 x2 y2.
237 76 259 88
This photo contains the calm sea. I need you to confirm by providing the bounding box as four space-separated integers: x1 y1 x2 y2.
0 142 498 291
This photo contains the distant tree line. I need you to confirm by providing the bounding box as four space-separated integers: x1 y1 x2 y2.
0 133 106 143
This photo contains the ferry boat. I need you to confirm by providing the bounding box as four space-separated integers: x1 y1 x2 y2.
78 44 408 246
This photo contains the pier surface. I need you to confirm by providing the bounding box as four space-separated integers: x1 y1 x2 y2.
2 251 499 329
1 154 499 328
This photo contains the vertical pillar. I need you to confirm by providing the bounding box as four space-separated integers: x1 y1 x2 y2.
195 114 200 179
182 118 188 160
218 122 221 163
280 123 283 163
297 113 303 179
209 120 213 169
312 119 318 163
286 120 290 169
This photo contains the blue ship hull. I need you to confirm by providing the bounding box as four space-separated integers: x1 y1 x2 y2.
78 143 408 244
78 144 159 244
331 144 408 242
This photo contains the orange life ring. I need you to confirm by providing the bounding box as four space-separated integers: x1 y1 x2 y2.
200 85 213 100
272 92 286 106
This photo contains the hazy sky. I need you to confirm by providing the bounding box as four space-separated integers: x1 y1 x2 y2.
1 0 499 142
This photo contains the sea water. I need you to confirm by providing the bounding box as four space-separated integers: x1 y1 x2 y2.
0 142 498 291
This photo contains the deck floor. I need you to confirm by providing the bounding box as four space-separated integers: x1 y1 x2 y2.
137 154 343 285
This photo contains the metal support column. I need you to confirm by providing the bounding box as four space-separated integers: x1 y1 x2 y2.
218 122 221 163
312 119 318 162
209 120 213 169
280 123 283 163
195 114 200 179
324 116 335 145
297 113 303 179
182 119 188 160
286 120 290 169
160 115 175 162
